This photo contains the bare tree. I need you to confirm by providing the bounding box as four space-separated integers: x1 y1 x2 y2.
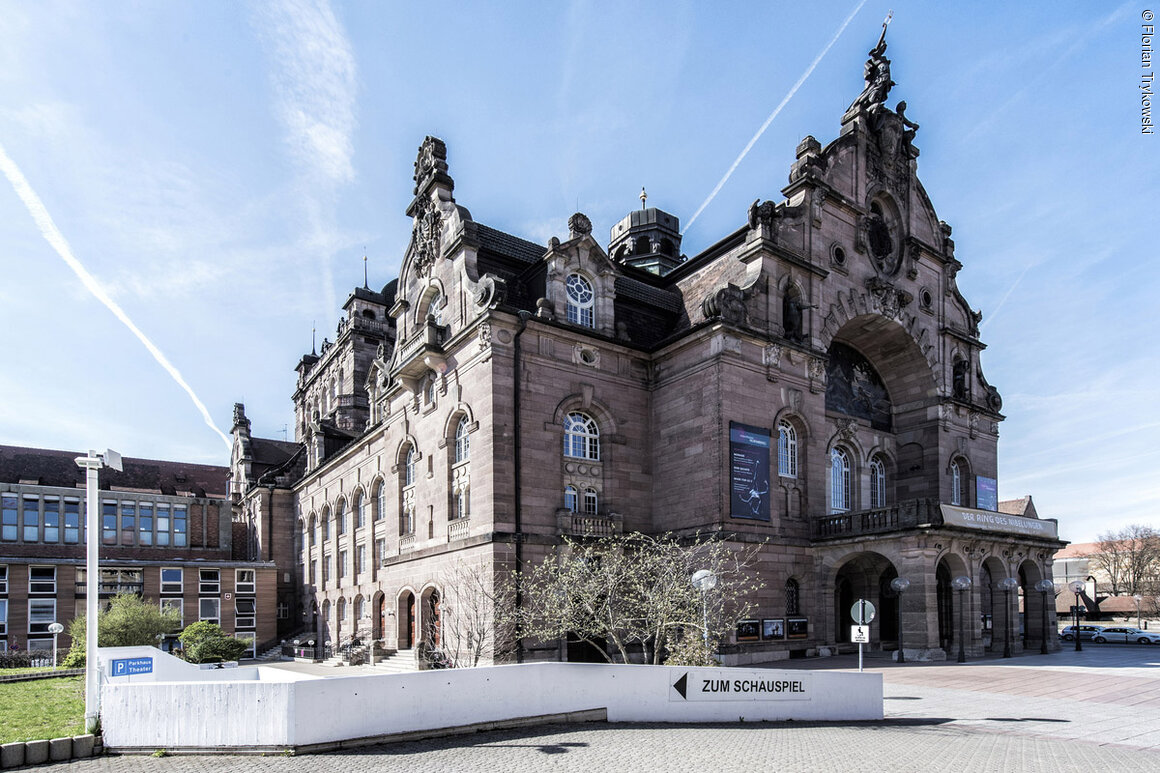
437 558 517 668
1092 525 1160 596
520 532 765 665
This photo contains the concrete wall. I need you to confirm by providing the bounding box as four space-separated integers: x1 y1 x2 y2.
100 652 881 750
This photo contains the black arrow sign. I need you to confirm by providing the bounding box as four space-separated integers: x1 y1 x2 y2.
673 672 688 699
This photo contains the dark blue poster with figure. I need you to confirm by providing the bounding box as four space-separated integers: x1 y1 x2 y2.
729 422 771 521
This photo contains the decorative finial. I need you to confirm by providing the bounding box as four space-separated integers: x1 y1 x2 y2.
363 250 369 289
311 321 317 356
640 187 647 210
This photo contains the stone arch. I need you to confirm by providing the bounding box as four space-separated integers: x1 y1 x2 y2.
419 583 442 649
414 278 447 325
372 590 387 641
441 403 477 440
935 553 971 653
820 306 939 377
828 550 901 647
551 393 619 438
1018 559 1047 649
396 587 418 650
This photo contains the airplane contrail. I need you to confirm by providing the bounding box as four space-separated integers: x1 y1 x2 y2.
683 0 870 235
0 139 232 452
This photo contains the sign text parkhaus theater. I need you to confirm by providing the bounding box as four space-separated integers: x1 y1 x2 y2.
670 669 813 702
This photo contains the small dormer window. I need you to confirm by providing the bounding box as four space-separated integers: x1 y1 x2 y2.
565 274 594 328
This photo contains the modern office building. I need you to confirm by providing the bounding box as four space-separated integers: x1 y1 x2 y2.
0 445 281 656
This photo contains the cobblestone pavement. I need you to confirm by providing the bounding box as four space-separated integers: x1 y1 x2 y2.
47 645 1160 773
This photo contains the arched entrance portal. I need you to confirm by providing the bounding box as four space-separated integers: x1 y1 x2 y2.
1018 560 1045 649
936 562 953 651
422 588 441 647
397 591 415 650
832 552 901 650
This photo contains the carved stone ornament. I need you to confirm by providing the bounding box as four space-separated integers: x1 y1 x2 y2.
473 274 507 309
835 417 858 443
748 199 779 235
413 136 449 195
410 195 442 277
568 212 593 239
702 284 748 325
811 188 828 225
764 343 783 382
865 276 913 319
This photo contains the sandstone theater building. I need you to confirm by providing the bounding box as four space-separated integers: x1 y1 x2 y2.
231 34 1065 665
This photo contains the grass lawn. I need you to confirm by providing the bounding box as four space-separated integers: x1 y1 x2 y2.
0 675 86 743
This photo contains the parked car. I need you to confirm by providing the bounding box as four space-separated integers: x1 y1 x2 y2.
1091 627 1160 644
1059 625 1104 641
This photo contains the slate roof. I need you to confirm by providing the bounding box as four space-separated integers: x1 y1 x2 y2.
476 223 545 264
0 444 228 498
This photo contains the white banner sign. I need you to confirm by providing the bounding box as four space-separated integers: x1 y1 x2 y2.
940 505 1058 539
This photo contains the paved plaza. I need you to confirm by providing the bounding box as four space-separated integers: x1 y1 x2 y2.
47 645 1160 772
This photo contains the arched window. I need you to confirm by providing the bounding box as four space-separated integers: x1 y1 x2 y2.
335 500 346 535
354 492 365 529
950 459 964 506
354 596 364 623
565 274 595 328
564 485 578 512
375 483 386 521
455 488 469 520
778 421 798 478
428 292 444 326
308 515 316 547
869 455 886 508
320 509 330 541
564 412 600 460
583 488 598 515
337 597 346 626
404 448 416 487
830 447 851 513
454 417 470 463
785 578 801 616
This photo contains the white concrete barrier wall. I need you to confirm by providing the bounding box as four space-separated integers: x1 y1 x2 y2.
101 660 882 749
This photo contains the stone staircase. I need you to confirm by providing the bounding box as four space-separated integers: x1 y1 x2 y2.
369 648 418 673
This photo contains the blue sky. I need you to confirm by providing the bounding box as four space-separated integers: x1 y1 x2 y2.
0 1 1155 544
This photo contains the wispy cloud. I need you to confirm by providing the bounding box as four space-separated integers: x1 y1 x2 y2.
250 0 359 317
0 139 232 451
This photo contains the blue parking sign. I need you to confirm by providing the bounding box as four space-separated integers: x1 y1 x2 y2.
110 657 153 676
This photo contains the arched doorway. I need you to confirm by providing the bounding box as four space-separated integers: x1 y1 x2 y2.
1018 560 1045 649
980 563 994 651
936 562 953 651
422 589 441 647
832 552 900 649
320 599 331 650
397 591 415 650
374 593 386 641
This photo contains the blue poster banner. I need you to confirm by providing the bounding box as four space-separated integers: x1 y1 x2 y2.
110 657 153 677
730 422 771 521
976 476 998 511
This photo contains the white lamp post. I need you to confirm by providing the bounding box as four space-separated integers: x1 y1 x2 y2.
889 577 910 663
1134 594 1143 630
691 569 718 651
75 448 121 734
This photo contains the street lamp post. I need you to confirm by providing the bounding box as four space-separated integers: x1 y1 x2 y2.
1068 580 1085 652
997 577 1019 658
1034 579 1055 654
74 448 122 734
951 576 972 663
890 577 910 663
691 569 718 655
1134 594 1143 630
